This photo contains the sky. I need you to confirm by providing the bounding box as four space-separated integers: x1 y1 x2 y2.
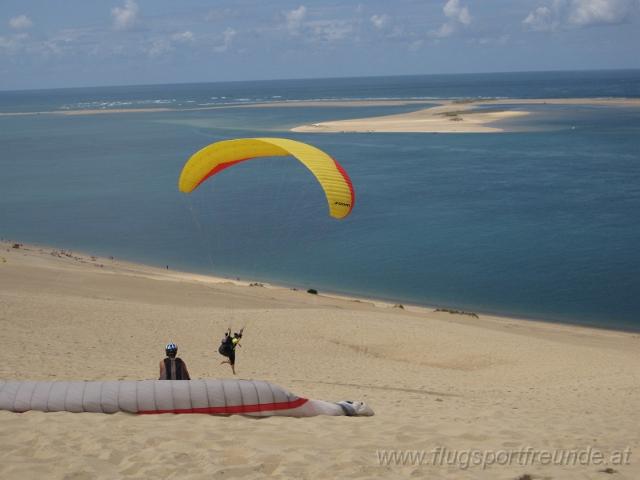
1 0 639 90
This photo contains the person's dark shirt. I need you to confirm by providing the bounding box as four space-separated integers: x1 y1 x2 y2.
159 357 190 380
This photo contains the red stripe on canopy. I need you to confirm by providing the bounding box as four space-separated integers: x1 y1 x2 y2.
333 158 355 216
194 157 254 189
138 397 309 415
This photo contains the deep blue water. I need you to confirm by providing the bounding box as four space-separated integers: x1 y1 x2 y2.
1 70 639 330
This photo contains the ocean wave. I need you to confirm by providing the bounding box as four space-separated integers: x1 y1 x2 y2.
58 94 517 112
59 98 178 110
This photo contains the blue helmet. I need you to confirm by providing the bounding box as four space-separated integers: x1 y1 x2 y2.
165 343 178 357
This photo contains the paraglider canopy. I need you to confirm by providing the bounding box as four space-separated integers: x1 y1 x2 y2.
178 137 355 219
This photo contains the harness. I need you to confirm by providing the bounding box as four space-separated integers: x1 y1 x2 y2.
163 357 186 380
219 334 239 356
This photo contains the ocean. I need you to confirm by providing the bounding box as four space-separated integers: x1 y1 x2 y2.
1 70 639 330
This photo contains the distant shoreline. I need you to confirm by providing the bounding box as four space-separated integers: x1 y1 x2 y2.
0 99 434 117
2 97 640 132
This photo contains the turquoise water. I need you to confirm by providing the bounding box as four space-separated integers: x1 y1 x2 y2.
1 71 640 330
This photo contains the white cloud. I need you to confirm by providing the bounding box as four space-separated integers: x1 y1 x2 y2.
0 32 69 58
0 35 19 54
308 20 353 42
285 6 307 35
568 0 634 26
523 5 559 30
443 0 471 25
430 0 472 38
145 38 173 57
214 27 236 52
408 39 424 51
0 32 30 56
282 5 357 43
431 22 455 38
111 0 139 31
142 31 197 58
523 0 636 31
171 31 195 43
370 14 389 29
9 14 33 30
34 38 64 57
472 34 511 46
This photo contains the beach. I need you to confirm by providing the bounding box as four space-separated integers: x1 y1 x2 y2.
1 241 638 479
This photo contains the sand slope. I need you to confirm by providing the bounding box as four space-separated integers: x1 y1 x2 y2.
1 243 639 479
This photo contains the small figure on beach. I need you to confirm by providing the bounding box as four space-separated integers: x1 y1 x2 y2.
159 343 191 380
218 327 243 375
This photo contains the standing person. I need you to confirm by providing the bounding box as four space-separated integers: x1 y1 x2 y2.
159 343 191 380
218 327 243 375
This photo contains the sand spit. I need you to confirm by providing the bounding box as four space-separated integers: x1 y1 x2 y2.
291 97 640 133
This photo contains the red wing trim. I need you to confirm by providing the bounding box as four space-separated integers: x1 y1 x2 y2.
138 397 308 415
194 157 255 190
333 158 355 216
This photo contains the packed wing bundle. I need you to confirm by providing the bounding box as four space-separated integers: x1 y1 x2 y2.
0 379 373 417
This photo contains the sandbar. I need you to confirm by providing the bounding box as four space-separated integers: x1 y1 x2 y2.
291 98 640 133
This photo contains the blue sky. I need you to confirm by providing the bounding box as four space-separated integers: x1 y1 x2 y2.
1 0 639 90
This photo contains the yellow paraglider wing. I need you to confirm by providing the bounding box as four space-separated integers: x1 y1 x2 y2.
178 137 354 219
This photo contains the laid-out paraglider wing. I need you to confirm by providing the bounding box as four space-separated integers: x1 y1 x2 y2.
0 379 374 417
178 137 354 219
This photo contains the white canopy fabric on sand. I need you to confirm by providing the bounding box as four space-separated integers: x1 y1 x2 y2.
0 379 374 417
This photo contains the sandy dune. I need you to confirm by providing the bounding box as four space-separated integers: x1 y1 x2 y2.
1 242 639 479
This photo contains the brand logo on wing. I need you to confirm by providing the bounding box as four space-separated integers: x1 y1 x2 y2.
334 202 351 207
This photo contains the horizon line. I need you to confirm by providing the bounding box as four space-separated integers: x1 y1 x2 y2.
1 67 639 94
